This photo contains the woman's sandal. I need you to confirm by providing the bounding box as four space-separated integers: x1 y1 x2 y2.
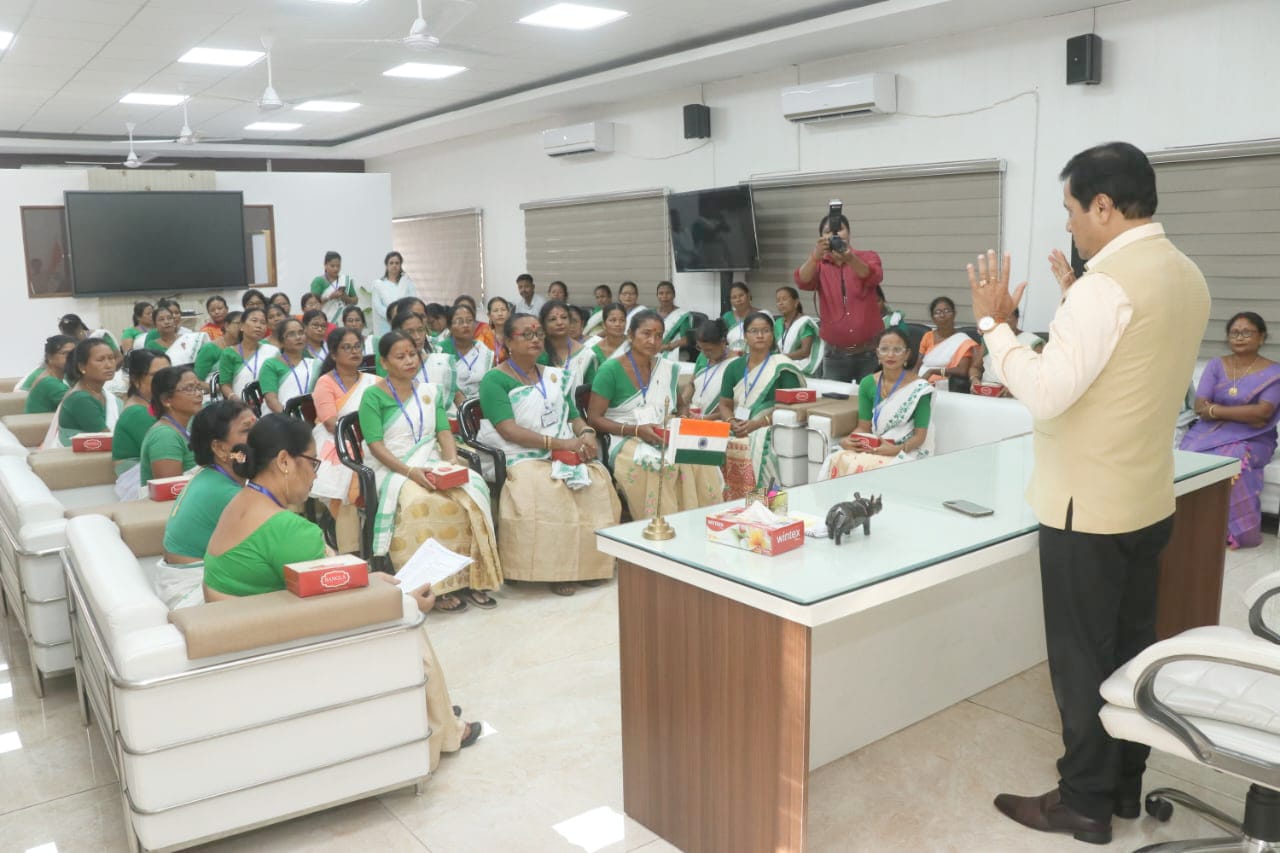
550 582 577 596
436 593 468 613
463 589 498 609
459 721 482 749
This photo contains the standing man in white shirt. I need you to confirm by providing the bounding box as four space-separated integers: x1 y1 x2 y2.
514 273 545 315
972 142 1210 846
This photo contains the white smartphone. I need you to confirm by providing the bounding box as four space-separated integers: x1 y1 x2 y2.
943 499 994 518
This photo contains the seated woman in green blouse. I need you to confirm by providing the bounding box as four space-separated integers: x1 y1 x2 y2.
23 335 76 414
112 349 170 499
41 338 120 449
154 400 256 609
137 366 201 492
259 318 318 414
119 301 154 354
203 414 481 766
194 311 241 386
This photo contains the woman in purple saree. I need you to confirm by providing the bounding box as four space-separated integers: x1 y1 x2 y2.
1180 311 1280 549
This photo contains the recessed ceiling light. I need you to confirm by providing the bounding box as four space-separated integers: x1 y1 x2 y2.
0 32 13 51
178 47 265 67
120 92 188 106
308 0 367 4
383 62 467 80
294 100 361 112
519 3 628 30
245 121 302 131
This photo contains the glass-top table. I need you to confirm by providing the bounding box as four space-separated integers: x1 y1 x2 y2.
597 433 1237 609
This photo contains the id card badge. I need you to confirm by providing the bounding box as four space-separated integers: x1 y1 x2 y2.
540 404 558 429
635 405 661 426
734 405 751 421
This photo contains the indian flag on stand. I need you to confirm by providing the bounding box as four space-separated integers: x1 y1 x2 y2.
663 418 731 466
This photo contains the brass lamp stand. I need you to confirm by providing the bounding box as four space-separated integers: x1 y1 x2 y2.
642 403 676 541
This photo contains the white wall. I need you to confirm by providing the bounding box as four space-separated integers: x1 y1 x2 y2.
0 169 391 376
369 0 1280 330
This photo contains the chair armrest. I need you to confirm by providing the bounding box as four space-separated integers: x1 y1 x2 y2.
29 447 116 490
460 438 507 496
1246 571 1280 644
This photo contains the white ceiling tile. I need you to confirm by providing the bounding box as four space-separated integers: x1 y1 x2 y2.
17 15 119 41
31 0 143 25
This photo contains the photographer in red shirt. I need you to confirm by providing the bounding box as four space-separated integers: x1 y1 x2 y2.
794 207 885 382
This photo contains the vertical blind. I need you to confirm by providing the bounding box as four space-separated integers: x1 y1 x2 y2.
748 161 1004 327
1150 145 1280 361
391 209 485 306
522 190 671 303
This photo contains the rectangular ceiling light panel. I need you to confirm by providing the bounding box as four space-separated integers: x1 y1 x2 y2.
519 4 629 30
294 100 361 112
245 121 302 131
383 62 467 79
178 47 265 67
120 92 189 106
0 32 13 51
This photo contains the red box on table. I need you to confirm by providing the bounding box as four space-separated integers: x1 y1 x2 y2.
775 388 817 405
283 554 370 597
147 475 193 501
424 463 469 490
705 507 805 556
971 381 1004 398
71 432 112 453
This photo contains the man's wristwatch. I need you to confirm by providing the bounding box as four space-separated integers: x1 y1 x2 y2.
977 314 1008 334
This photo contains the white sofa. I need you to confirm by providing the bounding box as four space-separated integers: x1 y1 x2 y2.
62 514 433 853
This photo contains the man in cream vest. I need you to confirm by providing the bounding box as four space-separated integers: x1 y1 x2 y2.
970 142 1210 846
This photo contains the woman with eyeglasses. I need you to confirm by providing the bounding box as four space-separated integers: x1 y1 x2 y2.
218 306 279 400
204 413 484 761
441 302 493 401
717 312 806 499
617 280 646 326
358 332 502 613
42 338 120 448
918 296 978 389
23 335 76 414
1179 312 1280 549
722 281 763 357
774 286 824 377
111 349 170 499
681 319 732 419
588 310 723 517
479 313 619 596
259 318 318 415
820 327 933 478
340 306 375 355
137 366 201 492
537 300 598 391
241 289 267 312
301 308 331 363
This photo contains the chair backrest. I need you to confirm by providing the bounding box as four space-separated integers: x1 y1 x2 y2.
208 370 222 400
958 325 982 344
458 398 483 442
242 381 264 416
284 394 317 425
683 311 709 361
903 322 930 370
335 412 365 466
359 354 377 374
574 383 592 417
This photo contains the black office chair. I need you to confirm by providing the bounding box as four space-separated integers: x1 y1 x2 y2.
457 397 507 499
242 381 264 417
284 394 317 425
903 322 930 371
284 394 323 533
682 311 708 362
359 354 378 374
207 370 223 401
574 383 608 466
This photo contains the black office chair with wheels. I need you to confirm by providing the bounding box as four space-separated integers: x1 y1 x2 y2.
242 381 264 417
457 397 507 500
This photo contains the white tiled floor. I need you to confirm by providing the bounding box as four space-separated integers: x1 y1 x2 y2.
1 532 1275 852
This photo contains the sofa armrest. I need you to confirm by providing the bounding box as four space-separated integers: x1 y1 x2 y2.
29 447 116 490
1 412 54 448
0 392 28 418
65 499 170 557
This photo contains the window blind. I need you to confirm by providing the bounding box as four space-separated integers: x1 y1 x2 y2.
391 209 484 306
522 190 671 303
748 161 1003 327
1150 145 1280 362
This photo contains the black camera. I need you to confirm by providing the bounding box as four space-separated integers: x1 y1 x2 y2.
828 234 846 254
826 199 845 253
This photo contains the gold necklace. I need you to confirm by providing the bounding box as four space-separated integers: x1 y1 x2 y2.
1229 354 1259 397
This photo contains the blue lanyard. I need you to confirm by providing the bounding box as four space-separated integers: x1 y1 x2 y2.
237 343 262 378
388 381 425 441
699 359 725 396
627 351 650 402
416 351 434 385
333 370 348 394
211 463 241 486
873 370 906 422
306 344 327 362
281 354 311 396
554 339 575 368
507 360 547 399
246 481 284 508
458 344 481 373
163 415 189 440
744 354 773 401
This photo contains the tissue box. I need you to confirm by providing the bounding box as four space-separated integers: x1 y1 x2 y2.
971 381 1004 398
425 463 469 490
72 432 112 453
776 388 817 404
147 475 193 501
283 554 370 597
706 507 805 556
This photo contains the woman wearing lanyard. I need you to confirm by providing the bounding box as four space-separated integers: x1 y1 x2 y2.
137 366 200 492
774 285 824 376
358 332 502 614
155 400 256 609
112 350 170 499
717 312 806 499
259 318 317 414
384 309 460 413
537 300 598 391
301 309 331 363
587 310 723 518
218 306 279 400
681 318 732 419
441 302 492 401
478 313 619 596
722 282 762 356
23 335 76 414
820 327 933 479
309 250 358 326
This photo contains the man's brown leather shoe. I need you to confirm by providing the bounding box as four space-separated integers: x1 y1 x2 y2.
994 788 1113 845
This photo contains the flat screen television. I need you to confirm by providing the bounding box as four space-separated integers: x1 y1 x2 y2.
65 191 248 295
668 185 759 272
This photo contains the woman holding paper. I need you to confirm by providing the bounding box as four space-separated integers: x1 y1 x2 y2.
43 338 120 448
203 414 481 764
480 313 620 596
538 300 598 391
309 250 359 326
218 307 279 400
587 310 723 518
820 327 933 478
358 332 502 614
717 312 806 499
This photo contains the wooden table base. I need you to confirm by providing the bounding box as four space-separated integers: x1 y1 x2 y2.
618 561 811 853
1157 479 1231 640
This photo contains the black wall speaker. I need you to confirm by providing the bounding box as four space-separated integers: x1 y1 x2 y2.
683 104 711 139
1067 34 1102 85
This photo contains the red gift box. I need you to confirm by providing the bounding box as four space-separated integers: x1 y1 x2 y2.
424 463 468 490
775 388 817 404
283 554 369 597
551 449 583 466
72 432 113 453
849 432 882 448
705 507 805 556
147 475 192 501
971 381 1004 398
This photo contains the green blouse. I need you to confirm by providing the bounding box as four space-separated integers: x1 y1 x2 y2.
309 275 355 300
112 404 156 462
57 390 108 436
24 375 68 414
193 342 222 382
139 419 195 484
718 356 803 414
774 316 817 353
259 355 318 398
120 326 148 347
479 369 581 427
857 374 932 428
203 510 325 597
357 383 450 444
589 356 639 408
163 467 241 560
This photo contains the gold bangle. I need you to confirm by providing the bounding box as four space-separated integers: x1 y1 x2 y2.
1208 404 1217 419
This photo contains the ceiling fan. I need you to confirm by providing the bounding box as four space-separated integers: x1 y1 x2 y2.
306 0 487 55
115 100 242 146
67 123 177 169
211 35 358 111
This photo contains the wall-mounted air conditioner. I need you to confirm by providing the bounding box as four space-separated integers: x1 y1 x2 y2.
781 73 897 122
541 121 615 157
